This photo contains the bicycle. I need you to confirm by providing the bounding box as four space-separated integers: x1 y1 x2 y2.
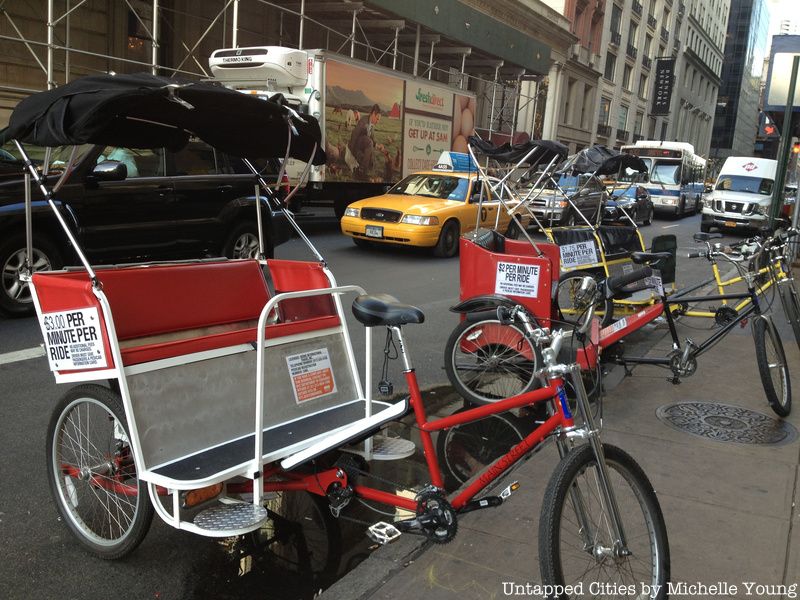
16 75 669 594
671 229 800 353
451 241 792 417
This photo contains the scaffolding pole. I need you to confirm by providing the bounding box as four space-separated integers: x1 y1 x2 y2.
47 0 54 89
152 0 159 74
232 0 239 47
412 24 420 77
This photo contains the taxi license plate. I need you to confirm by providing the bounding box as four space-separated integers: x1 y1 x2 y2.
724 221 737 228
365 225 383 238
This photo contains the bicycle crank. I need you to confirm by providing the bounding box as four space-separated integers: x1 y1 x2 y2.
393 487 458 544
668 349 697 383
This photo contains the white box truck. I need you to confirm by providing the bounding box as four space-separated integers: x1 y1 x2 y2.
700 157 777 232
210 46 478 218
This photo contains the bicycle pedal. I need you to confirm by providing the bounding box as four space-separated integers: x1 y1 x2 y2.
499 481 521 501
367 521 402 545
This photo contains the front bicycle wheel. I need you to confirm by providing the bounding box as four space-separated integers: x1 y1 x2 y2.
777 278 800 353
555 271 613 327
436 409 529 491
753 317 792 417
445 318 540 405
46 384 154 559
539 443 669 599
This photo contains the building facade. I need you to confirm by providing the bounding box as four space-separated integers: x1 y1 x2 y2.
711 0 770 161
591 0 727 157
538 0 604 152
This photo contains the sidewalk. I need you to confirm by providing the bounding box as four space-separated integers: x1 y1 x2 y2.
322 317 800 599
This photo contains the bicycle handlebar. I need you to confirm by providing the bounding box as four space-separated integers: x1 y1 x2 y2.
687 250 707 259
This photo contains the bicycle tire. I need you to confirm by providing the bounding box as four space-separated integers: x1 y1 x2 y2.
539 443 670 599
555 270 613 327
46 384 154 559
444 318 541 405
753 317 792 417
777 278 800 354
435 409 529 491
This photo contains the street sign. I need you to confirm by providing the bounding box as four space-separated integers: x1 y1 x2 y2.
651 58 675 116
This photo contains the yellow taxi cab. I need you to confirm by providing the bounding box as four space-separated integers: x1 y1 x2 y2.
340 168 525 257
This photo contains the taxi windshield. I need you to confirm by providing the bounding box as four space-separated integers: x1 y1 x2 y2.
388 174 470 201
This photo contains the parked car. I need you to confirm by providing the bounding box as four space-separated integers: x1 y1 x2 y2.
0 141 289 317
524 172 606 227
0 148 26 180
339 169 528 257
603 184 654 226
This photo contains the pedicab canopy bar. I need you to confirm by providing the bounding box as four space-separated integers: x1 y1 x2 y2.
1 72 326 163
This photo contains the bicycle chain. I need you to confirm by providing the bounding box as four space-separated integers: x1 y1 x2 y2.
327 454 423 528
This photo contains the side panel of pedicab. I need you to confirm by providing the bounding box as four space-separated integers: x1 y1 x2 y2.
30 257 394 490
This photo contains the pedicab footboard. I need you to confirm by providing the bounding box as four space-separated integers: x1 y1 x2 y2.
32 258 399 491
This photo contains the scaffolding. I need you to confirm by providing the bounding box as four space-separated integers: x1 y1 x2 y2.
0 0 550 138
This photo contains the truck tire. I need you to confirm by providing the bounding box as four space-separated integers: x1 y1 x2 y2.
223 221 273 259
0 233 62 317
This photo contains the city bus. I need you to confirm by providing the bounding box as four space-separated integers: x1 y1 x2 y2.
621 140 706 216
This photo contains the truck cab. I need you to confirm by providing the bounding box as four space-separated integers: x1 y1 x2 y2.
701 157 777 233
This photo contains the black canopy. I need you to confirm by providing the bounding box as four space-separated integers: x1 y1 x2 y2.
1 73 325 165
558 145 647 176
468 136 568 166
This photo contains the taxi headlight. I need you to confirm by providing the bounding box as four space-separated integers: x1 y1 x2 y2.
401 214 439 225
344 207 360 217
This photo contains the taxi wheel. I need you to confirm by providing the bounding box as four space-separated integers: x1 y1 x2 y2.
434 221 460 258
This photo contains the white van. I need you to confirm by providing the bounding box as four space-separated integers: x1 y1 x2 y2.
701 157 777 232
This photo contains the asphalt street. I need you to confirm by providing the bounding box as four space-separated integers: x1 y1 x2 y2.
0 211 753 599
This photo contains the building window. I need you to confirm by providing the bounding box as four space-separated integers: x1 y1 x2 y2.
604 52 617 81
611 4 622 34
634 111 644 134
617 104 629 131
623 64 633 90
649 117 656 138
599 97 612 125
628 22 639 46
644 34 652 56
639 74 648 99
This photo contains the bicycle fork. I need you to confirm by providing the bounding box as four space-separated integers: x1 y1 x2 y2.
555 366 630 559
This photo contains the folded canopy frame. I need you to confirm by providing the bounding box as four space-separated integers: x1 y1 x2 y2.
1 72 329 282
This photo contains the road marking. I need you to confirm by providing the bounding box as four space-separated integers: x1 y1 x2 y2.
661 224 680 229
0 346 46 365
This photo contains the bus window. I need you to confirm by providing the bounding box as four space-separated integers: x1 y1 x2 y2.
652 162 680 185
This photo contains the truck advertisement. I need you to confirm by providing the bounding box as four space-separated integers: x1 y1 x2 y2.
321 58 476 183
210 47 477 215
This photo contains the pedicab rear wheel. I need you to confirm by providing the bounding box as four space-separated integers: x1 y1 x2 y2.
47 384 153 559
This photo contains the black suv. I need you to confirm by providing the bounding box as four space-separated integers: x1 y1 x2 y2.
0 141 290 316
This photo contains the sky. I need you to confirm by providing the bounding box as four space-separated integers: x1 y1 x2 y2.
767 0 797 39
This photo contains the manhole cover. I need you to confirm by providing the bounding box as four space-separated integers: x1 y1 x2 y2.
656 402 798 446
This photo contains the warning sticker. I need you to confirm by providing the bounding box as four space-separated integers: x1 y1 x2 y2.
560 241 598 269
600 316 628 338
40 307 107 371
494 261 540 298
286 348 337 404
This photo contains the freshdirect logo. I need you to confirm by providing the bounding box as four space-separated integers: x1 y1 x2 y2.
416 88 445 107
742 162 758 172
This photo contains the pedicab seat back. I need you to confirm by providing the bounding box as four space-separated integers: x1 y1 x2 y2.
459 228 560 325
